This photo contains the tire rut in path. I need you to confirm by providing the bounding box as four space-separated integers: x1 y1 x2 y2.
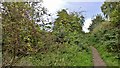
90 46 106 66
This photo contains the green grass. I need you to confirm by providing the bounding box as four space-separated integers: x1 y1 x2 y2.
19 43 93 66
95 44 119 66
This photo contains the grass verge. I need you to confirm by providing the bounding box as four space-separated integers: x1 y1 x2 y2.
95 44 118 66
18 43 93 66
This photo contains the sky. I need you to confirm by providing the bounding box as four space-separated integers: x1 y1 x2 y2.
42 0 105 33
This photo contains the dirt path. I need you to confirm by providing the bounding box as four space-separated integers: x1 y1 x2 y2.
90 46 106 66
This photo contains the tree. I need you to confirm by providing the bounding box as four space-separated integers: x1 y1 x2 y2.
101 2 120 26
89 14 105 31
30 1 53 31
53 9 84 46
1 2 45 66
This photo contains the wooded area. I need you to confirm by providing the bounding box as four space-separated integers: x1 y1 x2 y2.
0 1 120 66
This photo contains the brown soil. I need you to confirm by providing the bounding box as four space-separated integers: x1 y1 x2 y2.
91 46 106 66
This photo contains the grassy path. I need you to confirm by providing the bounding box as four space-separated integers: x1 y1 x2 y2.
91 46 106 66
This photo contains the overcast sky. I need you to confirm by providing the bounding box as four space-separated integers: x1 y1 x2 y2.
43 0 105 33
